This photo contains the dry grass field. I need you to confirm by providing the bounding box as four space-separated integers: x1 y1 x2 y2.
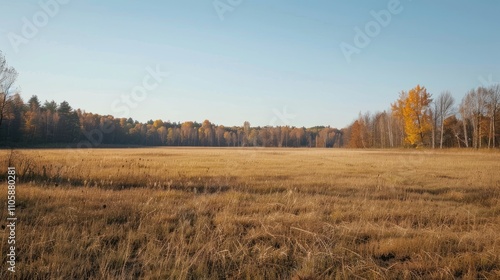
1 148 500 279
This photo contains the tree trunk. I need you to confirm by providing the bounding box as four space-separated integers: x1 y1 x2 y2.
477 115 481 149
488 116 493 148
493 110 497 148
440 119 445 149
431 119 435 149
387 116 394 148
463 119 469 148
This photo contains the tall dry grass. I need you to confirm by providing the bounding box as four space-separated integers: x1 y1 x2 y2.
0 148 499 279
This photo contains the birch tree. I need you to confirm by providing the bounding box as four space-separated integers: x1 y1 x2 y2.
436 91 455 148
486 85 499 148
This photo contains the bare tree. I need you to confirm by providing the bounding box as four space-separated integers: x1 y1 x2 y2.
486 85 499 148
475 87 488 148
459 96 470 148
461 88 489 149
430 105 437 149
0 52 18 128
436 91 455 148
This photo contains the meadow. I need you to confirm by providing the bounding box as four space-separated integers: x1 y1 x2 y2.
1 148 499 279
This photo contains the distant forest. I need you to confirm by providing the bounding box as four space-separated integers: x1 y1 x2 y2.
0 93 343 148
1 85 498 149
1 52 499 149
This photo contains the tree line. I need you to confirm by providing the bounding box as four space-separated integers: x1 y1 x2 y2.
1 51 499 149
0 93 343 148
343 84 500 149
0 52 347 148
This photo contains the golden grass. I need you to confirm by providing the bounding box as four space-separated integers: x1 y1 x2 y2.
0 148 499 279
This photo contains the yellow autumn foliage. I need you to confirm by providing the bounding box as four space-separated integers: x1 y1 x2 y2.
392 85 432 146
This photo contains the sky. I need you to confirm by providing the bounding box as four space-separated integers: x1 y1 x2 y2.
0 0 499 128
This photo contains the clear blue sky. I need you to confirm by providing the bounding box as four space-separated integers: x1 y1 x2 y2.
1 0 499 128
